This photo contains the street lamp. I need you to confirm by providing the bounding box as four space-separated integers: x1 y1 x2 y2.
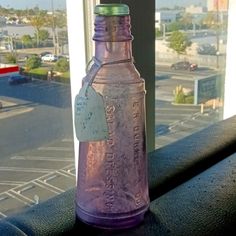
216 0 220 69
216 50 220 69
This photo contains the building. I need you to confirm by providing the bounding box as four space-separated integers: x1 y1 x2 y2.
207 0 228 12
155 11 181 29
0 16 6 27
185 5 207 14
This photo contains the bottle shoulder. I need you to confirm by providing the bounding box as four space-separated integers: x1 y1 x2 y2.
87 63 143 84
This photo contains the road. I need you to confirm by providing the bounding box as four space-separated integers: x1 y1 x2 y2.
156 64 217 77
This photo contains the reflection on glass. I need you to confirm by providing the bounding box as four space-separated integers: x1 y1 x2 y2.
0 1 74 219
155 0 228 148
0 0 231 220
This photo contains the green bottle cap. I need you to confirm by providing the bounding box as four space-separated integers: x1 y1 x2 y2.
94 4 129 16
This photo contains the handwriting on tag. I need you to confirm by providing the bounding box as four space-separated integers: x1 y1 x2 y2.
74 83 109 141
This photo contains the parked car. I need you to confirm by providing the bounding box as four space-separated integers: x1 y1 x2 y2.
197 44 217 55
8 74 32 85
39 51 51 58
58 54 70 62
41 54 58 62
170 61 198 71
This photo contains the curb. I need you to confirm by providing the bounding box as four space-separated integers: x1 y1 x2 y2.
0 100 34 120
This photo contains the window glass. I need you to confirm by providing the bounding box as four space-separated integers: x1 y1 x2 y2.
0 0 74 219
155 0 229 148
0 0 231 219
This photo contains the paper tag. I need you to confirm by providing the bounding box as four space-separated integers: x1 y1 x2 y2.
74 83 109 141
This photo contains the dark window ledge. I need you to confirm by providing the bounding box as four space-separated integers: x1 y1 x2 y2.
1 116 236 235
148 114 236 200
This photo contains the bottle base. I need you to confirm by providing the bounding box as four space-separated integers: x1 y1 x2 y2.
76 204 149 230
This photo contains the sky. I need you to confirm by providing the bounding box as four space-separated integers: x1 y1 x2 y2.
156 0 207 8
0 0 66 10
0 0 207 10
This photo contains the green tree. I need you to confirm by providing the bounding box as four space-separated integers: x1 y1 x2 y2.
201 11 227 31
168 22 182 32
15 9 23 18
45 13 67 54
58 30 68 46
28 13 46 47
21 35 33 48
201 12 218 29
174 85 187 104
25 55 41 70
155 28 162 38
54 58 69 72
179 13 193 30
0 6 9 15
173 85 193 104
37 29 49 42
168 31 191 54
8 16 17 23
5 53 17 64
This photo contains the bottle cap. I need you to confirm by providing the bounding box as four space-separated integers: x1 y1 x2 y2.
94 4 129 16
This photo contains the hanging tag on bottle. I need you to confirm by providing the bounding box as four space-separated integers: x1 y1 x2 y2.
74 82 109 142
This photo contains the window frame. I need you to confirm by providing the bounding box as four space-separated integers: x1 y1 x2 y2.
66 0 87 169
223 0 236 119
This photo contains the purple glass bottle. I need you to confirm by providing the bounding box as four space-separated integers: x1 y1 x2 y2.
75 4 149 229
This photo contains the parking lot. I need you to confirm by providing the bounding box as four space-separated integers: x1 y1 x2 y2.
0 99 34 120
0 75 75 218
0 138 75 219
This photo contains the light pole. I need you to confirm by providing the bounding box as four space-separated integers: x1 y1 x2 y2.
162 23 166 41
192 17 197 37
51 0 57 55
216 0 220 69
8 35 14 52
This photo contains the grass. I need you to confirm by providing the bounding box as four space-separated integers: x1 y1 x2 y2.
23 67 70 83
54 71 70 83
29 67 48 75
26 67 48 80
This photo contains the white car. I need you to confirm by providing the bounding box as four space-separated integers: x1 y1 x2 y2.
41 54 58 62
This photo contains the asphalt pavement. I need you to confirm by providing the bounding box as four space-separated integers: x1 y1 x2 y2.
0 77 75 219
0 138 75 218
0 99 34 120
0 76 73 158
155 65 223 148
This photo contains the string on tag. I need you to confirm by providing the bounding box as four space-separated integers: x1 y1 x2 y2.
74 57 133 141
85 57 133 88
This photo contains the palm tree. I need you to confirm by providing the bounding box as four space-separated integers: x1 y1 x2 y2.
54 14 67 54
44 14 57 54
21 35 33 48
28 13 46 47
45 13 67 55
179 13 193 30
201 12 218 30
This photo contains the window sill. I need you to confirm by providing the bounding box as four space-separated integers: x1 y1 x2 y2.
1 115 236 235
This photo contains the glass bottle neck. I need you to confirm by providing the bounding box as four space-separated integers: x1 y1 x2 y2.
93 15 133 42
94 41 132 63
93 15 133 62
